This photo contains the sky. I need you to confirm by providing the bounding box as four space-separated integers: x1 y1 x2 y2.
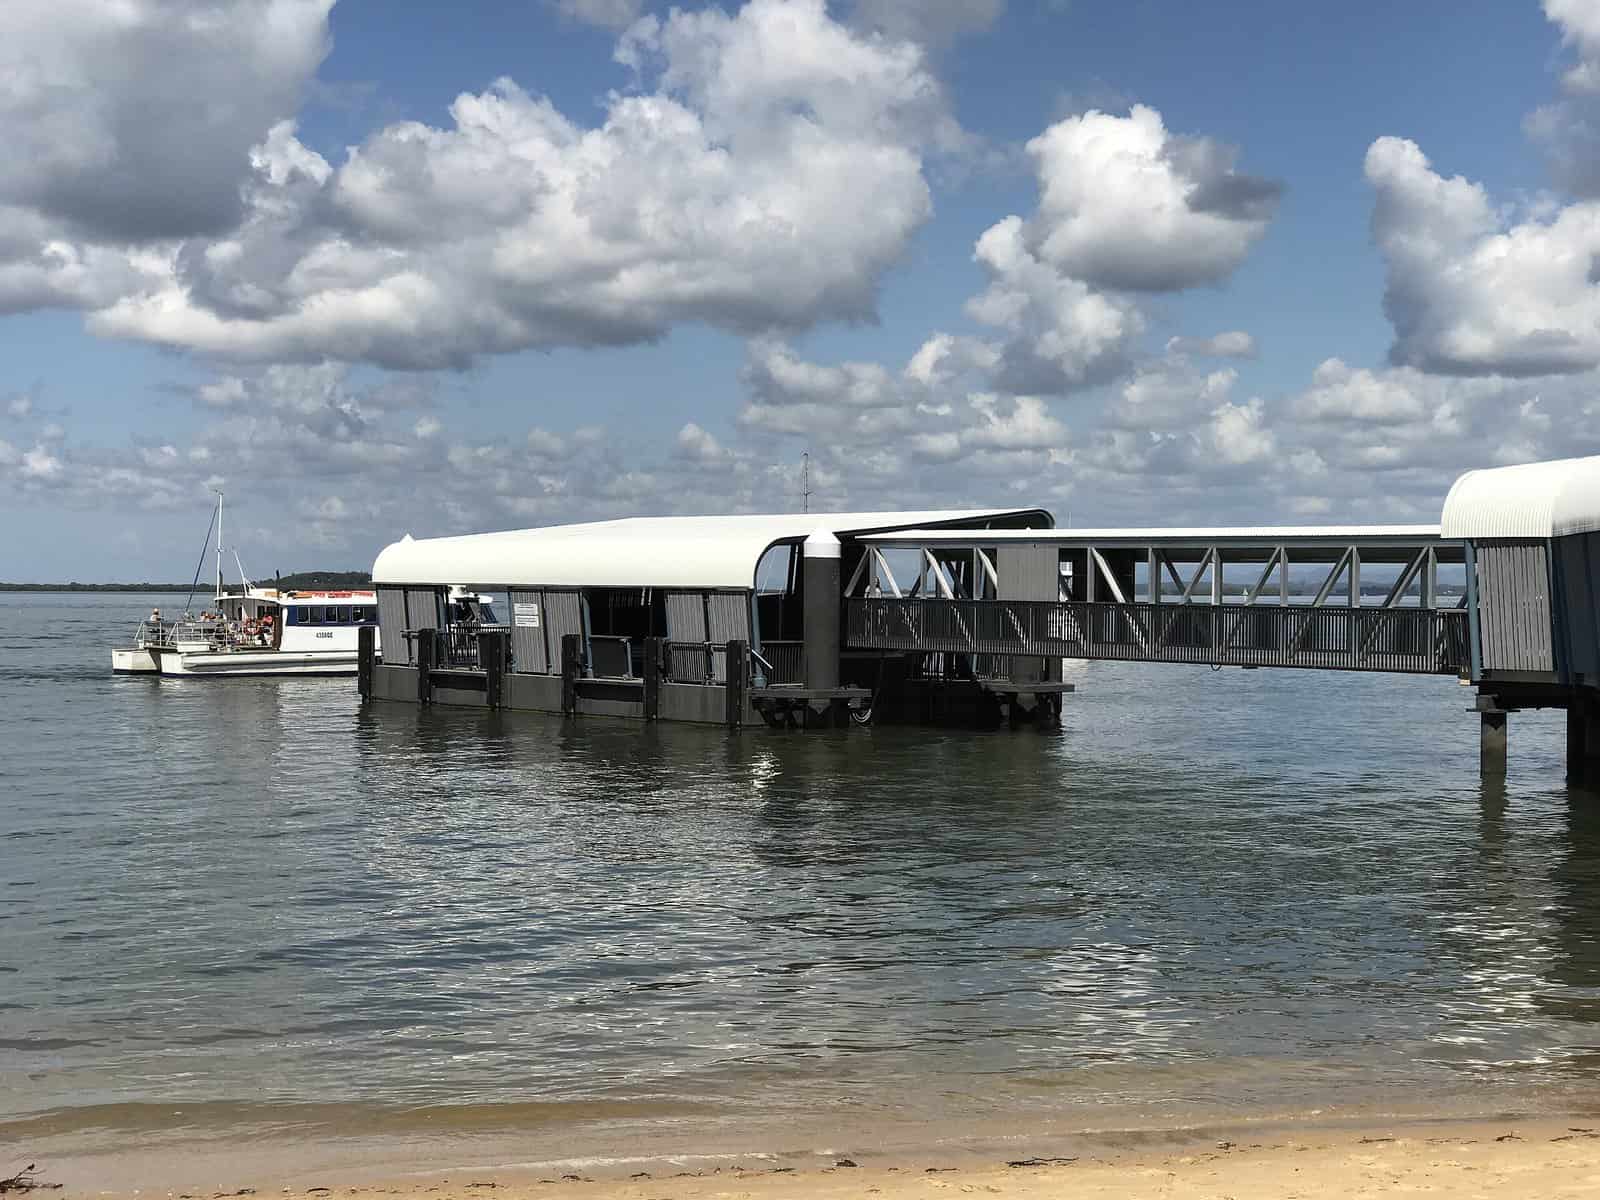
2 0 1600 580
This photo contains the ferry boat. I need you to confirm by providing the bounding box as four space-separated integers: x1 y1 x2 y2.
110 493 376 677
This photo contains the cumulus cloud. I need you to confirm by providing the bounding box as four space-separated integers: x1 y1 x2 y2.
85 0 953 368
967 214 1143 392
1529 2 1600 196
552 0 648 31
957 105 1276 394
1165 330 1256 358
1023 105 1280 292
0 0 332 243
1106 359 1238 431
1367 135 1600 376
849 0 1004 51
1547 0 1600 94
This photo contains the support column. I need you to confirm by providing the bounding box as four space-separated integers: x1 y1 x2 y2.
357 624 375 700
643 635 662 722
1481 709 1508 775
725 638 747 728
803 529 841 691
415 628 435 705
1568 702 1587 778
1567 694 1600 784
560 633 583 716
479 629 506 710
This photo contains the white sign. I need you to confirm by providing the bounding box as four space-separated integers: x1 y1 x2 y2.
513 602 541 628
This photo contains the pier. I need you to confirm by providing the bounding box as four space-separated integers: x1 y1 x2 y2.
363 454 1600 779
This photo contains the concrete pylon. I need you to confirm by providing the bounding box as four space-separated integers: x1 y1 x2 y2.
803 528 841 691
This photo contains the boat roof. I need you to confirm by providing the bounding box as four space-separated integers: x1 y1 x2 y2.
372 510 1052 590
1440 454 1600 539
230 587 376 602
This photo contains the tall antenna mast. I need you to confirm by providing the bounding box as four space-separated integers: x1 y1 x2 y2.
801 451 812 514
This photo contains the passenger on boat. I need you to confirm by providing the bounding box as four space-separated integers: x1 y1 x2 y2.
257 614 274 646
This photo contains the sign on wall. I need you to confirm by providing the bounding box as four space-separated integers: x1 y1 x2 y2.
513 601 541 628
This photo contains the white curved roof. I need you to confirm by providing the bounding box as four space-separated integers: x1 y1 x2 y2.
372 510 1049 590
1440 455 1600 539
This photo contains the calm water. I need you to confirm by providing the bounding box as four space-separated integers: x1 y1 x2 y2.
3 591 1600 1180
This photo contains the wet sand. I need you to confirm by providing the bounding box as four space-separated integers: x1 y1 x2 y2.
26 1118 1600 1199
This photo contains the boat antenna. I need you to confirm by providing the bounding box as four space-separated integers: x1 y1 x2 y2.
801 451 812 514
181 497 220 618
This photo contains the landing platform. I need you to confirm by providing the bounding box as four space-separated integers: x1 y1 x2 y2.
749 686 873 701
977 681 1077 695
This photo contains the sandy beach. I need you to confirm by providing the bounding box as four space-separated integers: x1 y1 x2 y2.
21 1118 1600 1200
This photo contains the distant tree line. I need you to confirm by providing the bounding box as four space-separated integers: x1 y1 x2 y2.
0 570 372 593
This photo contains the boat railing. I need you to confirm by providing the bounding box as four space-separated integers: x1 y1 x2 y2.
132 618 177 649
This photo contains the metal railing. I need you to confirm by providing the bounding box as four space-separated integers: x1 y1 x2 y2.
428 625 513 669
847 598 1471 675
667 640 746 684
667 641 714 684
753 640 804 686
131 618 177 649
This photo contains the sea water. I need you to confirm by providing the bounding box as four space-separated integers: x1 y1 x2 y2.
2 591 1598 1184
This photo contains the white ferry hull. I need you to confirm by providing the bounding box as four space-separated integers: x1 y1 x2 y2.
111 647 160 673
157 648 358 677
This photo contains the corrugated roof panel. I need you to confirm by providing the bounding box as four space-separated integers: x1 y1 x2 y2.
1440 455 1600 539
372 509 1051 589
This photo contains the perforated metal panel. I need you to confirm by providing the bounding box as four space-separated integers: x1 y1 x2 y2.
507 588 549 673
665 592 708 642
706 592 750 643
542 590 584 661
377 587 410 664
997 545 1059 601
404 588 440 630
1476 540 1554 673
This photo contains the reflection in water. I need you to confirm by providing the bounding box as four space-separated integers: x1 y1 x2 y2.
1545 788 1600 1042
5 590 1600 1157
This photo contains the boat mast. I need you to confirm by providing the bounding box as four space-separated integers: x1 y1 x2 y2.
215 488 224 601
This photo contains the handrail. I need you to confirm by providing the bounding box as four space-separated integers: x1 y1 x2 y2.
847 597 1470 676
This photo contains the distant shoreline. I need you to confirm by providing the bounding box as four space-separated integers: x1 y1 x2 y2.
2 572 372 593
0 583 198 592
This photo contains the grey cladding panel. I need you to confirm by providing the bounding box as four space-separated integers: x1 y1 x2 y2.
665 592 708 642
1476 540 1554 673
377 587 410 665
508 588 550 674
997 544 1060 602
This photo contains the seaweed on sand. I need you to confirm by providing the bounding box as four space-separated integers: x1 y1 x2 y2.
0 1165 61 1193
